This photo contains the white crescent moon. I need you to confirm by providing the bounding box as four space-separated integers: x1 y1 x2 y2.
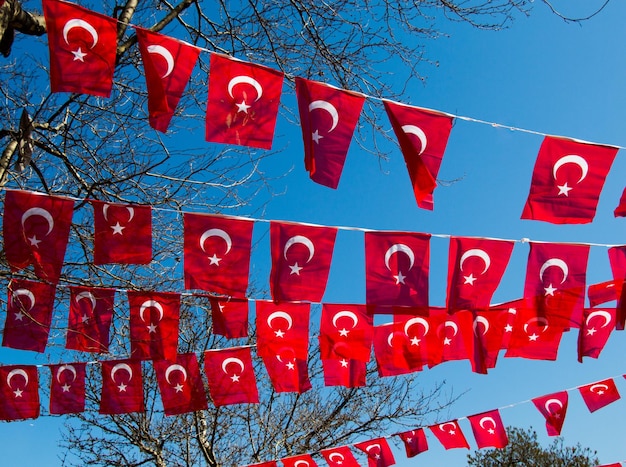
539 258 569 284
267 311 293 330
294 461 309 467
227 75 263 102
147 44 175 78
56 364 77 384
387 331 402 347
308 100 340 132
6 369 29 388
199 229 233 255
328 453 344 463
384 243 415 272
11 289 36 311
589 383 609 394
585 310 612 329
102 204 135 223
332 310 359 329
524 317 549 334
63 19 99 48
445 321 459 336
21 207 54 235
553 154 589 184
439 422 457 432
75 291 96 311
365 444 381 454
544 398 564 414
283 235 315 263
165 364 188 385
139 300 164 323
479 416 496 430
459 249 491 275
473 316 490 336
221 357 245 374
401 124 428 155
110 363 133 382
404 317 429 337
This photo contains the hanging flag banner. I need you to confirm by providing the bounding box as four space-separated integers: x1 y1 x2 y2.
66 286 116 353
49 362 86 415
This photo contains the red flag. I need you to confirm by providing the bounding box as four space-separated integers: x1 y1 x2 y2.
261 353 311 394
578 378 621 413
608 246 626 329
468 308 512 373
437 310 472 365
321 358 367 388
204 347 259 406
3 189 74 283
383 100 453 210
468 409 508 449
320 446 360 467
429 420 470 450
295 77 365 189
373 322 418 376
91 200 152 265
128 291 180 361
354 438 395 467
394 311 446 369
209 297 249 339
578 307 615 362
49 363 86 415
43 0 117 97
365 231 430 308
504 305 566 361
256 301 310 360
319 304 373 362
184 213 254 297
532 391 568 436
588 280 619 307
135 27 200 133
521 136 618 224
154 353 208 416
397 428 428 458
615 186 626 217
496 299 524 350
0 365 39 421
2 279 56 353
282 454 317 467
206 53 284 149
99 359 144 414
446 237 514 312
269 221 337 302
66 286 115 353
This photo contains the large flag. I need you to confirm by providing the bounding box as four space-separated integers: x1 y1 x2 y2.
135 27 200 133
383 100 454 210
99 359 144 414
354 438 396 467
204 347 259 406
319 303 373 362
154 353 208 416
255 301 310 360
43 0 117 97
282 454 317 467
608 246 626 329
4 189 74 283
429 420 470 450
209 297 249 339
91 200 152 265
49 363 86 415
532 391 568 436
66 286 115 353
321 358 367 388
468 409 508 449
261 353 311 394
504 304 566 361
394 311 446 369
206 53 284 149
397 428 429 458
184 213 253 297
320 446 360 467
365 231 430 308
521 136 619 224
578 378 621 413
577 307 615 362
269 221 337 302
0 365 40 421
2 279 56 353
295 77 365 188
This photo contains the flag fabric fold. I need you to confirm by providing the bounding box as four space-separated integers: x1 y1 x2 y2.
532 391 568 436
319 303 373 362
154 353 208 416
209 297 249 339
578 307 615 362
49 362 86 415
255 301 310 360
66 286 115 353
204 347 259 406
397 428 429 457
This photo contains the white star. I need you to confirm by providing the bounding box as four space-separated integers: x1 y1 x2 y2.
443 337 452 345
231 374 240 383
406 437 413 443
81 314 90 324
13 388 23 398
463 273 477 285
596 390 605 395
110 222 125 235
147 323 158 333
208 254 222 266
289 262 303 275
394 271 406 285
544 283 557 296
340 359 349 368
528 333 539 342
28 235 41 248
449 429 456 435
557 182 573 196
312 130 323 144
218 303 226 312
62 384 71 393
338 328 349 337
286 362 295 370
14 311 24 321
504 324 513 332
488 428 495 435
586 327 597 336
174 383 184 393
72 47 87 61
274 329 285 338
410 336 420 346
236 100 251 113
118 383 127 392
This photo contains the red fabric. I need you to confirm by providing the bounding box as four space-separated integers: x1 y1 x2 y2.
319 304 373 362
373 322 420 376
154 353 208 416
43 0 117 97
321 358 367 388
354 438 395 467
394 311 446 369
99 359 144 414
48 362 86 415
365 231 430 308
320 446 360 467
437 309 472 365
206 53 284 149
204 347 259 406
184 213 254 297
615 186 626 217
504 304 566 361
128 291 180 361
588 280 619 307
429 420 470 450
446 236 514 312
255 301 310 360
2 279 56 353
269 221 337 302
495 299 524 350
4 189 74 283
578 378 621 413
522 136 618 224
397 428 429 457
468 309 511 373
0 365 39 421
608 246 626 330
383 100 453 210
261 353 311 394
135 27 200 133
282 454 317 467
66 286 115 353
209 297 249 338
468 409 508 449
295 77 365 188
91 200 152 265
532 391 568 436
578 307 615 362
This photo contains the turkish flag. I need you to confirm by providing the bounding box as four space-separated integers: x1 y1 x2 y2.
354 437 395 467
261 353 311 394
469 309 511 374
504 304 566 361
49 362 86 415
319 303 373 362
154 353 208 416
429 420 470 450
99 359 144 414
184 213 254 297
495 299 524 351
135 27 200 133
204 347 259 406
524 241 589 328
521 136 618 224
373 322 418 376
43 0 117 97
321 358 367 388
269 221 337 302
4 189 74 283
468 409 508 449
608 246 626 329
128 291 180 361
206 53 284 149
209 297 249 338
577 307 615 362
588 280 619 307
296 77 365 189
2 279 56 353
397 428 428 457
384 100 453 210
446 237 514 312
438 309 472 365
256 301 310 360
282 454 317 467
66 285 115 353
0 365 39 421
615 186 626 217
394 311 446 369
365 231 430 308
578 378 621 413
320 446 360 467
532 391 568 436
91 200 152 265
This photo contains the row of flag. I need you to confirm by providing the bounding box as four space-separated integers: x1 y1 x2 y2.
41 0 626 219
